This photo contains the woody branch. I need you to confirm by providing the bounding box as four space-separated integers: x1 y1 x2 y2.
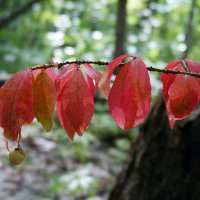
30 59 200 79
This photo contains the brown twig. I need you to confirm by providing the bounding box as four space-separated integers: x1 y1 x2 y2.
30 60 200 79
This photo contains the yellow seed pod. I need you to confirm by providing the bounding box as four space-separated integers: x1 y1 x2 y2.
9 148 25 166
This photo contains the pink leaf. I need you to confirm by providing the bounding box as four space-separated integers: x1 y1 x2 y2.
45 68 57 82
108 58 151 130
83 64 102 87
161 59 200 128
57 70 94 140
131 58 151 126
85 75 95 98
99 54 132 99
167 75 199 120
55 64 76 97
161 60 183 95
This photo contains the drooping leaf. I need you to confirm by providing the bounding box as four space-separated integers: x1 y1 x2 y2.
108 62 137 130
108 58 151 130
130 58 151 126
57 69 94 140
161 59 200 128
167 75 199 120
0 69 34 140
99 54 132 99
33 71 56 131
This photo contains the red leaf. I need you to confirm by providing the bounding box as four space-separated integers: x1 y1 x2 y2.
108 58 151 130
45 68 56 82
185 59 200 73
85 75 95 97
161 59 200 128
57 69 94 140
99 54 132 99
33 71 56 131
167 75 199 120
32 68 56 81
132 58 151 126
82 64 102 97
54 64 76 96
185 60 200 96
161 60 183 95
0 69 34 140
83 63 102 87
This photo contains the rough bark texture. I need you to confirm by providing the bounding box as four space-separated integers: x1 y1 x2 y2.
109 93 200 200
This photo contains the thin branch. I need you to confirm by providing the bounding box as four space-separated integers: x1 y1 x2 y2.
30 60 200 79
181 60 190 72
31 60 110 70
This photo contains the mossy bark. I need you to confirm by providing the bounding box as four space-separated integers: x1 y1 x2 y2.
109 94 200 200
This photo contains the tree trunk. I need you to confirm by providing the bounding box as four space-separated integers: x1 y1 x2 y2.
113 0 127 58
109 93 200 200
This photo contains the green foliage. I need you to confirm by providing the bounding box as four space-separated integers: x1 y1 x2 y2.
1 0 199 74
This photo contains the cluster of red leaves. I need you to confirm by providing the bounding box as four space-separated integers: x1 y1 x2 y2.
0 55 200 141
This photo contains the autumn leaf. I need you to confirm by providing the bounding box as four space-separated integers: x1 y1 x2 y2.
57 69 94 140
167 75 199 120
0 69 34 140
33 70 56 131
54 64 76 96
32 68 56 81
108 57 151 130
99 54 132 99
108 62 137 130
83 63 102 88
161 60 183 95
161 59 200 128
85 75 95 97
82 63 102 97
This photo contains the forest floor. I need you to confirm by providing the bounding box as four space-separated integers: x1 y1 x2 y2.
0 117 137 200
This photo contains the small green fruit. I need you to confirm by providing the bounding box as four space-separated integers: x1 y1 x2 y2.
9 148 25 166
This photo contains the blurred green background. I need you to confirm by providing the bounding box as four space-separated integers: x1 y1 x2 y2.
0 0 199 199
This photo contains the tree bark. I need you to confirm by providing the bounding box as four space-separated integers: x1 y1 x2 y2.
109 94 200 200
181 0 196 59
113 0 127 58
